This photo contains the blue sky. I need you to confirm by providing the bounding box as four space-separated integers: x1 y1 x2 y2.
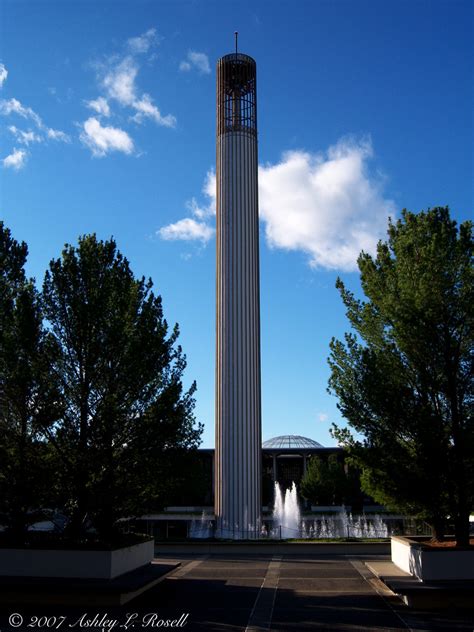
1 0 472 447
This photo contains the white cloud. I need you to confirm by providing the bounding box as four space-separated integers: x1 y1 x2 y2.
318 413 329 422
101 55 176 127
0 63 7 88
185 169 216 218
132 94 176 127
202 168 216 201
179 51 211 75
159 218 215 243
0 97 69 142
79 116 134 157
86 96 111 117
0 97 42 127
102 56 137 106
46 128 70 142
8 126 42 145
259 138 396 270
159 169 216 242
158 137 396 271
2 148 27 170
127 28 158 54
0 71 68 165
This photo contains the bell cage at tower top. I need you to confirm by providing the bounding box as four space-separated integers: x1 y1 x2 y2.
216 52 257 137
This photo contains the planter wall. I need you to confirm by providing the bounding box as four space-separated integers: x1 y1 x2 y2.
0 539 154 579
391 536 474 581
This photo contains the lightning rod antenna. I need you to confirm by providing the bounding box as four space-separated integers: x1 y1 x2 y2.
235 31 238 55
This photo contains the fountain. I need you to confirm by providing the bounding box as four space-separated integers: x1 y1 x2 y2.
299 513 389 539
189 511 213 538
271 481 301 538
270 482 390 539
188 482 393 540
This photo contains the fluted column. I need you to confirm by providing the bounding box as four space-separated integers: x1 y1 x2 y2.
215 53 261 538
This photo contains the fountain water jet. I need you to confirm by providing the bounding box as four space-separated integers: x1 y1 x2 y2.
189 511 212 538
272 482 301 538
189 482 393 540
271 481 390 539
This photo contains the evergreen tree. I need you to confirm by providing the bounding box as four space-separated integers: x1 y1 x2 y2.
300 456 331 506
41 234 203 539
329 208 473 545
0 223 60 543
300 454 351 506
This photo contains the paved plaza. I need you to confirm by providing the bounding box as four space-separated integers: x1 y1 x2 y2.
1 554 472 631
139 556 473 632
131 554 471 631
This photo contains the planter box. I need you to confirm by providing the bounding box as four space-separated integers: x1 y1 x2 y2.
0 539 154 579
391 535 474 581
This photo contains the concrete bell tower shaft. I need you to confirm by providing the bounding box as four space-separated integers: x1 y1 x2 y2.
215 51 262 537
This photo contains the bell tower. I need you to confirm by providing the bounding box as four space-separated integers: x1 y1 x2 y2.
215 37 262 538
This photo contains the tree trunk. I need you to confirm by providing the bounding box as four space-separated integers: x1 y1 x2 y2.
445 345 470 547
68 378 90 540
454 512 470 548
69 486 88 540
13 408 28 545
431 516 445 542
10 510 28 546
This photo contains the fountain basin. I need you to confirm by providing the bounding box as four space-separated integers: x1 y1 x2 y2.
156 540 390 555
187 481 393 540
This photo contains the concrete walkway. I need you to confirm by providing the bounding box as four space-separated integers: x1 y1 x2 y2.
130 554 473 631
366 559 474 610
0 555 472 631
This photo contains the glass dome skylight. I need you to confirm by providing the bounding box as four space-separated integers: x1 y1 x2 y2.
262 435 324 449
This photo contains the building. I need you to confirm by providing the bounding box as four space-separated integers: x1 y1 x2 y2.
261 435 341 504
137 436 351 540
199 435 343 506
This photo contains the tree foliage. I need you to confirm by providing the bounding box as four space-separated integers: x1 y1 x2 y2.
300 454 363 510
41 234 203 538
300 455 342 505
0 223 61 542
1 225 203 544
329 208 473 544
